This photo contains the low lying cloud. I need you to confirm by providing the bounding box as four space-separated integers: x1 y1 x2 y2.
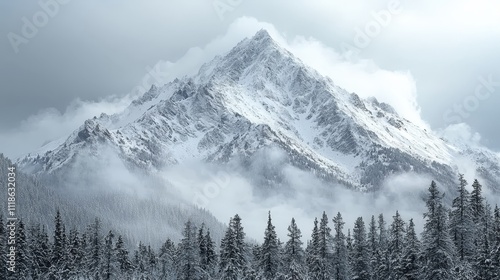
439 122 482 147
0 94 137 159
159 148 432 242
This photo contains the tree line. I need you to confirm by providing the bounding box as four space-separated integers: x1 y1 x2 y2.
2 175 500 279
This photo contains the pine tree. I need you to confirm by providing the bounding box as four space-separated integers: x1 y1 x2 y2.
400 218 420 280
0 215 6 279
283 218 305 280
89 218 103 279
317 211 333 279
146 245 157 277
346 228 353 269
103 230 117 280
306 217 322 279
332 212 349 280
205 229 217 278
449 174 475 262
421 181 456 280
220 214 247 279
16 220 30 279
258 212 280 279
50 209 68 278
374 214 389 279
67 228 84 279
178 220 201 280
470 179 485 224
388 211 405 279
352 217 370 280
475 202 495 279
198 224 208 274
367 215 379 280
492 205 500 277
158 238 176 279
29 224 51 278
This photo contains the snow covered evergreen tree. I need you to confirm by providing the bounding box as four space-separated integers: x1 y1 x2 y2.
29 224 51 278
115 235 132 279
283 217 306 280
307 217 323 279
474 202 495 279
49 209 68 278
157 238 176 279
449 174 475 262
102 230 117 279
0 215 6 279
178 220 201 280
470 179 485 224
400 218 420 280
16 220 30 279
351 217 370 280
421 181 456 280
332 212 349 280
89 218 103 279
373 213 389 279
367 215 379 280
66 228 84 278
388 211 405 279
198 225 217 279
318 211 334 279
220 214 247 279
258 212 281 279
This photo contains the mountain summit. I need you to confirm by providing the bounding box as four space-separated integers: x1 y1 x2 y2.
18 30 500 191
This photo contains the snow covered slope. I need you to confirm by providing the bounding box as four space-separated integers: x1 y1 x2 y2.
17 30 500 191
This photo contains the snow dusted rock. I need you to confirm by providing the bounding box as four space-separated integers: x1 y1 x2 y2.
17 30 500 191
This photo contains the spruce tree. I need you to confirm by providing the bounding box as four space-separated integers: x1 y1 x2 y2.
50 209 67 278
16 220 30 279
158 238 176 279
317 211 333 279
474 202 495 279
470 179 485 224
400 218 420 280
258 212 280 279
352 217 370 280
421 181 456 280
0 215 6 279
103 230 117 280
178 220 201 280
449 174 475 262
367 215 379 280
115 235 132 278
89 218 102 280
374 213 389 279
204 229 217 278
306 217 322 279
220 214 247 279
332 212 349 280
388 211 405 279
67 228 83 279
283 217 305 280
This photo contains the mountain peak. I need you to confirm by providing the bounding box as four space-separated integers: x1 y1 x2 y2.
252 29 273 41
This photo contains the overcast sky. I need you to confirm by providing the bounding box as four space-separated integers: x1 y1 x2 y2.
1 0 499 159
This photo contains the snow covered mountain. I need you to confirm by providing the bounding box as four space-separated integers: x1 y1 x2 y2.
17 30 500 191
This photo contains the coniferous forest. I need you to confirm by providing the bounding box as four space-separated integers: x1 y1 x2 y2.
3 176 500 279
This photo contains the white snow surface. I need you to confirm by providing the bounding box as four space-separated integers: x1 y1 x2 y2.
17 30 500 191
